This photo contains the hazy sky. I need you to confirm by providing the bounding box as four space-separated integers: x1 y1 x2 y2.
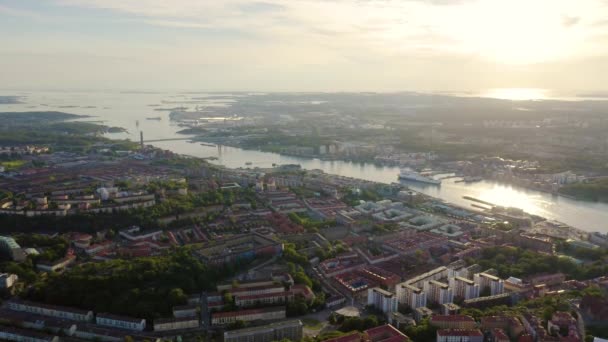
1 0 608 92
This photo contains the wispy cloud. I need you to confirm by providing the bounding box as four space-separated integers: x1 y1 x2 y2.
562 15 581 27
0 4 44 19
2 0 608 91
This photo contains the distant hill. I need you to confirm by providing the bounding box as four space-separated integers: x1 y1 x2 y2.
0 96 22 104
0 111 90 125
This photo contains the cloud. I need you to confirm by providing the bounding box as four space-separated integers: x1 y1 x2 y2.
562 15 581 27
1 0 604 92
0 4 44 19
238 1 286 13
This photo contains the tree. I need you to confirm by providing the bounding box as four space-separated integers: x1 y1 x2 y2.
542 307 555 322
293 271 313 288
223 292 234 305
168 288 187 306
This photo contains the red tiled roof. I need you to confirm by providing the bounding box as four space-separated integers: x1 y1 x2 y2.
492 329 509 340
437 329 483 337
365 324 408 342
323 332 361 342
431 315 475 323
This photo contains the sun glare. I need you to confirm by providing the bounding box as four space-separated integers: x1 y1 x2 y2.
483 88 548 101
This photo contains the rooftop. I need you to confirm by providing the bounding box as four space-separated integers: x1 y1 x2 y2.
97 313 145 323
431 315 475 323
0 235 20 249
437 329 483 337
8 299 92 316
365 324 408 342
212 306 285 319
223 319 303 336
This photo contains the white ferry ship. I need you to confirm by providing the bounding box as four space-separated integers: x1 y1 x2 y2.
398 169 441 185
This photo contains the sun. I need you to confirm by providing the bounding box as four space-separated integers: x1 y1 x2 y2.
448 0 584 65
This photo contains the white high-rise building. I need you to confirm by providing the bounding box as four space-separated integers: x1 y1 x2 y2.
474 273 504 296
367 287 398 314
424 280 453 305
396 283 427 309
449 276 480 300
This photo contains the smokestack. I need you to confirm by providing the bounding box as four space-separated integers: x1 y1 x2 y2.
140 131 144 149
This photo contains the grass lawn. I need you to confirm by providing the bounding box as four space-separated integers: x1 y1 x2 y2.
1 159 27 170
302 318 323 329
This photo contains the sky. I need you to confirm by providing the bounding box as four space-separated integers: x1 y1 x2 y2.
1 0 608 93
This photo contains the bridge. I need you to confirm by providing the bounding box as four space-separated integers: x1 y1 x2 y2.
142 137 193 143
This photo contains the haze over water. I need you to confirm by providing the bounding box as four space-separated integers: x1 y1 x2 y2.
2 90 608 233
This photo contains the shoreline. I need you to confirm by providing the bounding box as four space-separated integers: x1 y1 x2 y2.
188 149 598 237
194 138 600 204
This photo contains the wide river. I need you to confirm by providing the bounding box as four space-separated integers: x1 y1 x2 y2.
3 91 608 233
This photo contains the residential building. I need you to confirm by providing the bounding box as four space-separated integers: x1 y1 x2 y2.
195 233 283 266
211 307 286 326
0 235 26 261
153 317 199 332
96 313 146 331
367 287 398 315
389 312 416 330
401 266 448 288
6 300 93 322
0 273 18 289
436 329 483 342
217 279 276 292
529 273 566 287
0 309 78 336
474 273 504 296
0 326 58 342
223 320 303 342
365 324 409 342
449 276 480 300
396 283 427 309
36 255 76 272
118 226 163 241
491 328 510 342
413 307 433 322
442 303 461 315
430 315 477 329
172 304 198 318
228 283 314 308
424 280 454 305
462 293 511 309
323 324 408 342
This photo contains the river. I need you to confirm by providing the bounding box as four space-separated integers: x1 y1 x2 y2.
3 90 608 233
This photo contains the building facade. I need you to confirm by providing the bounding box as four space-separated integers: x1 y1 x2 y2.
96 313 146 331
367 288 398 315
474 273 504 296
223 320 303 342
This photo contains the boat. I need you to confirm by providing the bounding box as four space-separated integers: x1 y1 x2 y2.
146 116 162 120
398 169 441 185
456 176 483 183
245 162 253 165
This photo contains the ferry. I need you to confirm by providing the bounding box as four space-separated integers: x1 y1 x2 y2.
398 169 441 185
456 176 483 183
